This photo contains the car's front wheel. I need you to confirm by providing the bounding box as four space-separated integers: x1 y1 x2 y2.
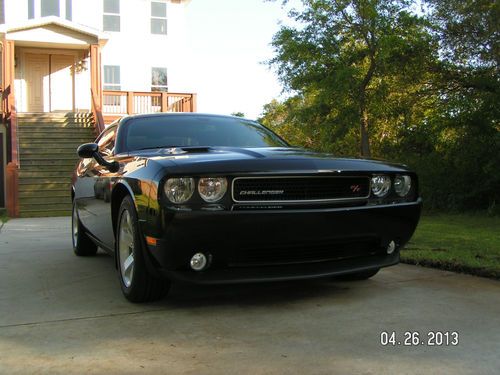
116 195 170 303
72 201 98 256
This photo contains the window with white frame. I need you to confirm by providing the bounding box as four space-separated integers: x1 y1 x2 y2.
0 0 4 24
151 1 167 35
41 0 59 17
103 0 120 32
151 67 168 92
65 0 72 20
28 0 35 19
27 0 72 20
104 65 121 91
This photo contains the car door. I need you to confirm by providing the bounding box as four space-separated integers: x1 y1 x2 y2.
75 125 118 250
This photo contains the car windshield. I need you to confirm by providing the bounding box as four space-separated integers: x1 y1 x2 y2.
123 115 288 151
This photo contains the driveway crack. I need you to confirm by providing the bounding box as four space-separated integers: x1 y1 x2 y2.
0 308 169 329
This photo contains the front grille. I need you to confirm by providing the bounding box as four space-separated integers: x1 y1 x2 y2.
227 237 382 267
232 176 370 203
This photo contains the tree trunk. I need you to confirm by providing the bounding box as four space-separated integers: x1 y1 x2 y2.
359 44 376 158
359 102 371 158
359 89 371 158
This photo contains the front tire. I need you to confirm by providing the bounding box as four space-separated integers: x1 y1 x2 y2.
72 201 98 256
116 195 170 303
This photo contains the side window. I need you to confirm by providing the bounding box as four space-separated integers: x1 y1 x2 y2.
103 65 121 90
41 0 60 16
97 126 117 156
151 67 168 91
151 1 167 35
103 0 120 32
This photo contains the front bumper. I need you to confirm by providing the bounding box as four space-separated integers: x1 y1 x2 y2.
143 200 421 284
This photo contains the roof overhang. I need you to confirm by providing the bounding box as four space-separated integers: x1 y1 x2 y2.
0 17 109 49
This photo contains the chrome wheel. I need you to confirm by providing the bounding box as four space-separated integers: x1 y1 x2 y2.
118 209 135 288
72 204 79 248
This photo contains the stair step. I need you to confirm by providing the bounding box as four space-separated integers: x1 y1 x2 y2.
19 176 72 184
19 151 79 159
20 147 79 155
18 183 72 192
18 130 94 138
19 190 70 198
20 161 77 169
19 188 71 198
19 132 94 144
19 209 71 218
19 170 74 178
20 196 72 205
19 140 92 147
18 126 94 133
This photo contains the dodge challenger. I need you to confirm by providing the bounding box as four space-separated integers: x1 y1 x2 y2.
72 113 422 302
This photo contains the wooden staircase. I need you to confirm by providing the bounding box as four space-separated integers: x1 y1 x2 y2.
17 112 96 217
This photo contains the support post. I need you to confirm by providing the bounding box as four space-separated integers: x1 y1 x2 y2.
2 39 19 217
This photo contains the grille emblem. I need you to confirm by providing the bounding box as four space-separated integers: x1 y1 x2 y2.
350 184 361 193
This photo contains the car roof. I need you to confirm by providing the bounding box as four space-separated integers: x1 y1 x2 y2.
119 113 255 123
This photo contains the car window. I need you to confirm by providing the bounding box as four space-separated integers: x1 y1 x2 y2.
122 115 288 151
97 126 117 156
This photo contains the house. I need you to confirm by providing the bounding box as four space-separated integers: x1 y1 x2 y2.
0 0 196 217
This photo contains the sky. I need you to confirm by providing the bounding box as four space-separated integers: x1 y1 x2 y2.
182 0 295 119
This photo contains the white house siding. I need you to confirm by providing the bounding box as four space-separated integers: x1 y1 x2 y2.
4 0 190 111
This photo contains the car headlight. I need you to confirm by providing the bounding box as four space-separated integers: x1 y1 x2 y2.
394 175 412 197
198 177 227 203
164 177 195 203
371 175 391 198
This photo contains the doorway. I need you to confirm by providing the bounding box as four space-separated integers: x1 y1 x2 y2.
24 53 75 112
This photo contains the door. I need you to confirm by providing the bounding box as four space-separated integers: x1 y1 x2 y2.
50 54 75 111
24 53 74 112
75 125 117 249
24 53 50 112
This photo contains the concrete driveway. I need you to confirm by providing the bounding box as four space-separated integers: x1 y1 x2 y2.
0 217 499 375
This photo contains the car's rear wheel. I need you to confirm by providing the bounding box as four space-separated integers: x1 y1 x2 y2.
72 201 98 256
116 195 170 303
334 268 380 281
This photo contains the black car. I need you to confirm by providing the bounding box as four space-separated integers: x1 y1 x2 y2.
72 113 422 302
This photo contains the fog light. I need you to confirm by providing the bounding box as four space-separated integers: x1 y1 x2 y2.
190 253 208 271
387 241 396 254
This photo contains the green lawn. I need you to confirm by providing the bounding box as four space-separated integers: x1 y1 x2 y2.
401 214 500 279
0 209 7 224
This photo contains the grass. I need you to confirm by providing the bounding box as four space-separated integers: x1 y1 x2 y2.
401 213 500 279
0 209 7 225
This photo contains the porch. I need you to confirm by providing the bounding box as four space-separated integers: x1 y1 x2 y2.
0 18 197 217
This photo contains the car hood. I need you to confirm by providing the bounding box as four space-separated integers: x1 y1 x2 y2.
131 146 411 174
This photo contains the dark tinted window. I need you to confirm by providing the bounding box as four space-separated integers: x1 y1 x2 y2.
123 116 288 151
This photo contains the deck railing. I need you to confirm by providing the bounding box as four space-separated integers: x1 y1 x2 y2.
102 91 197 118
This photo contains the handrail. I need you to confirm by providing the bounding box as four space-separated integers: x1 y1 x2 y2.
102 90 196 117
91 88 105 134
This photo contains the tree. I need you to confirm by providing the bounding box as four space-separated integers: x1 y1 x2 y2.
268 0 434 157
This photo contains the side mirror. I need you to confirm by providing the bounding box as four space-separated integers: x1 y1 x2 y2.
77 143 99 158
77 143 120 173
